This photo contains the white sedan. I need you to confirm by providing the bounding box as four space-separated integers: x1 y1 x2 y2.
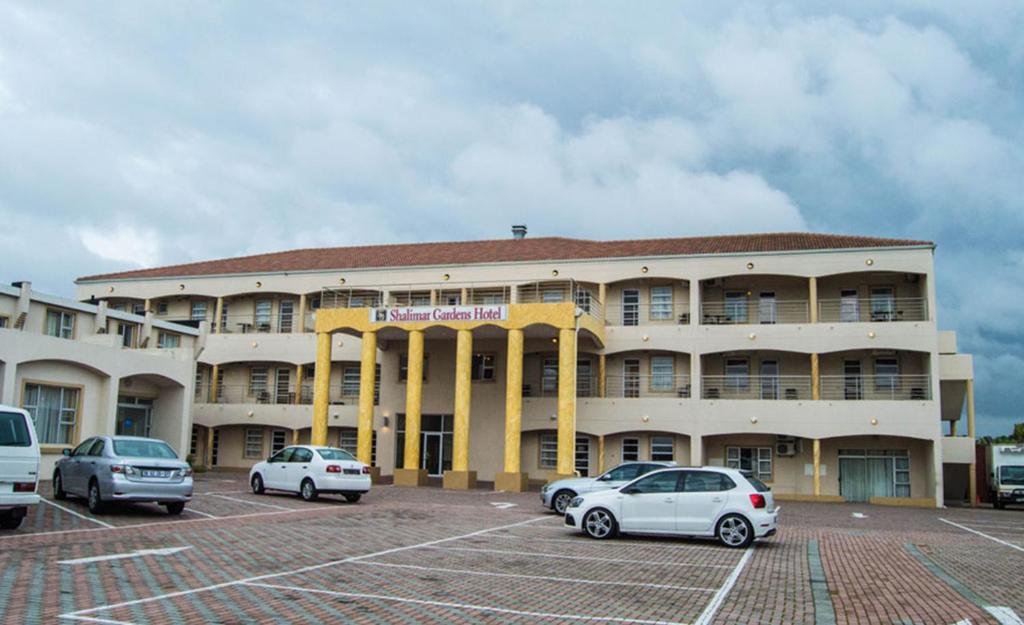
564 466 778 548
249 445 371 503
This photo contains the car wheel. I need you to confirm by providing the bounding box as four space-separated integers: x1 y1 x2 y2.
0 512 23 530
583 508 617 539
300 479 318 502
53 472 67 500
165 502 185 516
717 514 754 549
553 490 576 515
344 494 361 503
251 474 265 495
87 480 105 515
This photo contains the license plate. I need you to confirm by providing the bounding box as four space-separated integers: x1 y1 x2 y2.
343 469 360 475
142 470 168 478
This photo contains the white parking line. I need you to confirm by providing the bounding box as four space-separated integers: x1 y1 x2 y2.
182 508 218 519
488 532 727 551
940 518 1024 553
416 544 735 568
242 581 691 625
40 499 115 529
353 560 719 592
693 548 754 625
59 515 552 621
203 494 292 510
61 616 138 625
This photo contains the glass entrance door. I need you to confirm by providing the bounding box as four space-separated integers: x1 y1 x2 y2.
622 290 640 326
116 404 151 437
421 432 444 476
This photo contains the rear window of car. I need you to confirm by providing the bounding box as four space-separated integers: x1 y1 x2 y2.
0 411 31 447
745 475 771 492
317 448 356 461
112 440 178 458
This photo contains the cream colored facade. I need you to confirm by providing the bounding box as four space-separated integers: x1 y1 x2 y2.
0 282 200 476
74 235 977 507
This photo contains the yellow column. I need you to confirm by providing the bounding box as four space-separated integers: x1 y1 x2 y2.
495 329 526 491
297 294 307 333
445 329 477 489
356 331 377 465
213 297 223 334
205 427 214 467
597 435 606 474
598 353 607 398
967 379 977 507
556 327 577 477
292 428 299 445
311 332 332 446
809 276 818 324
813 438 821 496
209 364 220 403
430 290 438 306
294 365 303 405
395 330 427 486
460 287 469 305
811 353 820 400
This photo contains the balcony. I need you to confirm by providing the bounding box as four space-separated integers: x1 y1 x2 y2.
819 375 931 401
196 383 376 405
702 375 812 400
604 303 690 326
700 300 809 325
605 374 692 398
817 297 928 323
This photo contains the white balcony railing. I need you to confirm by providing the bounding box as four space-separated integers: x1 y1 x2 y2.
700 300 810 325
212 313 306 334
604 303 691 326
819 375 931 400
817 297 928 323
605 374 692 398
196 383 378 405
702 375 812 400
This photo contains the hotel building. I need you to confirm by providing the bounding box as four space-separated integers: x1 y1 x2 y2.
73 230 977 507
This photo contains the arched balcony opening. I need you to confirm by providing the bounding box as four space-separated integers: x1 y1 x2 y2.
700 275 809 325
605 350 692 399
701 350 811 400
819 349 932 401
604 278 690 327
117 373 185 447
816 271 928 322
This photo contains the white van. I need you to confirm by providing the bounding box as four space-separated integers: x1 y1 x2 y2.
0 405 41 529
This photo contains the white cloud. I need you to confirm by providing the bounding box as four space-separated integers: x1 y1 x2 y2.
76 225 161 268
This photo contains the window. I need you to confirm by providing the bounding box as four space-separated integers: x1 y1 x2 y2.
542 290 564 303
621 437 639 462
117 323 135 348
244 428 264 458
156 302 168 315
291 447 313 463
398 353 429 382
839 289 860 322
250 367 269 399
724 292 747 323
651 436 674 462
132 302 145 315
254 300 272 331
650 356 675 392
23 383 79 444
271 430 288 455
650 286 673 320
113 440 177 458
471 354 496 381
725 359 749 390
875 358 899 390
278 300 294 333
870 287 896 321
191 301 208 321
623 359 640 398
269 448 293 464
0 410 32 447
342 367 361 397
317 448 356 461
577 359 592 397
574 289 592 313
157 332 180 349
88 439 106 456
0 316 8 328
211 429 219 466
621 289 640 326
539 434 558 469
339 429 358 455
726 446 773 481
682 471 735 492
894 456 910 497
45 309 75 339
219 301 229 332
629 470 681 494
275 369 291 404
575 435 590 476
541 358 559 394
190 425 198 456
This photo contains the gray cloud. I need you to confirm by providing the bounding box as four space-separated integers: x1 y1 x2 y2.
0 1 1021 434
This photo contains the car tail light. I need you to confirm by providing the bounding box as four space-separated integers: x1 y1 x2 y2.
749 493 766 509
111 465 137 476
326 465 342 473
361 466 371 474
110 465 123 473
13 482 35 492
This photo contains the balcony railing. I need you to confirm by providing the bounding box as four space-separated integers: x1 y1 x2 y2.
820 375 931 400
817 298 928 323
605 374 692 398
212 313 306 334
196 383 378 405
700 301 810 325
604 303 690 326
702 375 812 400
524 375 599 398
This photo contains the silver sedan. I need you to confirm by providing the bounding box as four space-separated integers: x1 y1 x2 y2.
53 436 193 515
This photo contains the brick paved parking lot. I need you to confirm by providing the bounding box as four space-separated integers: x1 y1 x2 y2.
0 474 1022 624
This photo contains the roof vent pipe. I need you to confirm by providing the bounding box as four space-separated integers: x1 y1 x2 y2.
512 225 527 240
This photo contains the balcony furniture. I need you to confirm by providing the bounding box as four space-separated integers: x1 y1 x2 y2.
676 385 691 398
256 391 271 404
276 392 294 405
236 322 253 334
705 387 720 399
910 387 926 400
678 313 690 325
784 388 798 400
256 322 272 333
870 310 903 322
702 314 728 325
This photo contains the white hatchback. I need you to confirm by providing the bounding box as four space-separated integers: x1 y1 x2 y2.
249 445 371 503
564 467 778 548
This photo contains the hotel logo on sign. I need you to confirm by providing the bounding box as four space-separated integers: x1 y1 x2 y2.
370 305 508 323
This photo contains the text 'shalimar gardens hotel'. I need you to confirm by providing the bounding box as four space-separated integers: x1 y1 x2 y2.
74 229 978 507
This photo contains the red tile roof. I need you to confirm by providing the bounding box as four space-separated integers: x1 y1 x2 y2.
77 232 932 282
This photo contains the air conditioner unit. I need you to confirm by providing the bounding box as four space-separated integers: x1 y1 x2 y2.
776 442 797 457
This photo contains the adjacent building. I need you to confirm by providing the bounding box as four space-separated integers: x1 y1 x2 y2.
73 230 977 507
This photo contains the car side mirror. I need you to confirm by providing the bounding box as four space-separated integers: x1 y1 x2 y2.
621 485 638 495
62 448 71 456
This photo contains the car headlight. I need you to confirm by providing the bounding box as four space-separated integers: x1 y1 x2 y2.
541 484 550 493
569 497 583 508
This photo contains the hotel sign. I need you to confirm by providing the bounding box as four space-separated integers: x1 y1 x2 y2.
370 305 508 323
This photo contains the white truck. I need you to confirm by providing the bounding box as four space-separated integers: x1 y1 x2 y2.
987 444 1024 510
0 405 41 529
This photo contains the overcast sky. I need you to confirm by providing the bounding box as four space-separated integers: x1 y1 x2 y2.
1 2 1021 435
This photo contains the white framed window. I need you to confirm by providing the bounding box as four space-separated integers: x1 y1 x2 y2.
651 436 674 462
726 446 773 481
541 358 559 394
542 290 564 303
650 286 673 320
724 292 747 323
622 437 639 462
23 383 79 444
190 425 198 457
132 302 145 315
0 316 8 328
157 332 180 349
339 429 358 455
471 354 496 381
250 367 269 398
650 356 675 391
342 367 361 397
156 301 168 315
219 301 229 332
117 323 135 348
574 289 592 313
725 358 749 390
211 429 219 466
190 301 208 321
575 435 590 477
45 309 75 339
539 433 558 469
271 429 288 455
894 455 911 497
254 300 272 331
874 357 899 390
278 300 295 333
577 359 592 397
870 286 896 320
244 428 264 458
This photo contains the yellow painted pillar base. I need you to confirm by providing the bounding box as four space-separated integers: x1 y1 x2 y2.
443 470 478 490
494 472 529 492
968 462 977 507
393 468 429 487
813 438 822 497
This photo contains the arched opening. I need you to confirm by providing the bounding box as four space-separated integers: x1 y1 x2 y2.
15 358 110 448
605 277 690 326
701 349 811 400
117 373 187 452
699 274 810 325
817 271 928 322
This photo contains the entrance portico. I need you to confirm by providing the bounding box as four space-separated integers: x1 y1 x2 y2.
311 293 605 490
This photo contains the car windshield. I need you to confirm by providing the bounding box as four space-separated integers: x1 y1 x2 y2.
112 440 178 459
316 448 356 461
745 475 771 492
1000 466 1024 485
0 411 31 447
